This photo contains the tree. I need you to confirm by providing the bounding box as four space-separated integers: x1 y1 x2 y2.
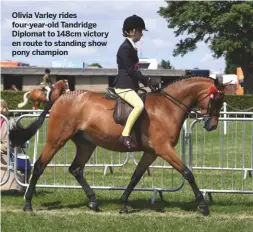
160 59 172 69
89 63 103 68
224 56 237 74
158 2 253 83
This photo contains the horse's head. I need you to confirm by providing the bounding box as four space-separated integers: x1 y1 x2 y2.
197 78 229 131
55 79 70 93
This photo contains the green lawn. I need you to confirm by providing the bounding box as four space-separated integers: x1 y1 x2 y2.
2 187 253 232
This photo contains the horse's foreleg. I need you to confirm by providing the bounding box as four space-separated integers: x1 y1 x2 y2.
119 151 157 214
24 143 59 211
70 134 99 211
155 144 209 216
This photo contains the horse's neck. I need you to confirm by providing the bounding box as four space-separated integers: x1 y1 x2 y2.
165 80 199 104
53 85 65 96
53 85 59 91
162 79 210 121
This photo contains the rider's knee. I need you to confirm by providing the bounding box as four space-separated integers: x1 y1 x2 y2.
135 103 144 112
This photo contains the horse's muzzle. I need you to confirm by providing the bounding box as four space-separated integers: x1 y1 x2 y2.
203 116 217 131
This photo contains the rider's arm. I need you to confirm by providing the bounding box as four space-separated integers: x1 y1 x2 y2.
43 74 48 85
119 46 149 86
48 77 53 86
43 74 53 86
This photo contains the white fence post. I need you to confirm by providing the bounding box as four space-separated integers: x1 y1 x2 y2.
224 102 227 135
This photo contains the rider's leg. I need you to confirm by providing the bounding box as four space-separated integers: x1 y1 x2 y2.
114 88 144 148
45 86 51 101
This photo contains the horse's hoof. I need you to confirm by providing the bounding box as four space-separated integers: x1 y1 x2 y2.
88 201 99 212
197 203 209 216
119 207 128 214
23 204 33 212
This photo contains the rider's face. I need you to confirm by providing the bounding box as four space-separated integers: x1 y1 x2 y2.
128 29 143 42
134 29 143 42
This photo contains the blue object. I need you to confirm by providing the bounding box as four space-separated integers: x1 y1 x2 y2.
51 60 88 68
185 69 210 77
17 154 32 170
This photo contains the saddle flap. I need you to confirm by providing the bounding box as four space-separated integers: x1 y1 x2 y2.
113 97 133 125
113 89 147 126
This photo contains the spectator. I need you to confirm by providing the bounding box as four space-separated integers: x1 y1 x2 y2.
0 99 25 192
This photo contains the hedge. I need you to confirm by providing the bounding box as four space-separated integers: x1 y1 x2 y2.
224 95 253 111
1 91 253 111
1 91 38 110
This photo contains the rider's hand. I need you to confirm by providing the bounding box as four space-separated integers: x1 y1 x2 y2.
148 78 160 92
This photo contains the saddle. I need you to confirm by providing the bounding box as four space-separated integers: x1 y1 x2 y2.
41 86 53 101
106 87 147 126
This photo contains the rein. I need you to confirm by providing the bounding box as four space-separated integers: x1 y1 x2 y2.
156 83 225 120
157 89 209 119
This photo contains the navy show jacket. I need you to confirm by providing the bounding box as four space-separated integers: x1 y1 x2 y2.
113 39 149 89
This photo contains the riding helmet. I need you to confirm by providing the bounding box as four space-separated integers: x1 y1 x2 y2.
45 68 51 74
123 14 148 33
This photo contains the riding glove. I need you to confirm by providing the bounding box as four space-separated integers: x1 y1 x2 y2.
148 78 160 91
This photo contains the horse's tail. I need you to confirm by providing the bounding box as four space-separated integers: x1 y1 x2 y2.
18 92 30 108
9 101 54 147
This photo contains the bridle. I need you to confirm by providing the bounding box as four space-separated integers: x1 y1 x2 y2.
154 85 225 120
204 87 225 118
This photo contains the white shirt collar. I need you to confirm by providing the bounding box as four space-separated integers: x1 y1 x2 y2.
127 37 137 49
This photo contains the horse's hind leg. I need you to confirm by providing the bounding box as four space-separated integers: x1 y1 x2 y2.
69 133 99 211
154 143 209 216
24 143 63 211
119 151 157 214
24 119 75 211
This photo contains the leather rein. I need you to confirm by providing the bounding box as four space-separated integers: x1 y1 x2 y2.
157 89 210 119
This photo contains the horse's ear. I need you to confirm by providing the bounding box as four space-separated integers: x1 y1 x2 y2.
214 78 224 90
214 78 219 87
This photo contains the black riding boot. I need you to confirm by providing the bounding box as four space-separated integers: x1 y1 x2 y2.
119 135 137 149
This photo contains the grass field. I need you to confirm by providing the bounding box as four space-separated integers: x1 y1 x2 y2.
2 187 253 232
1 116 253 231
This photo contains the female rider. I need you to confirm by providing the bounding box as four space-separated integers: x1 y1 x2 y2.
114 15 159 149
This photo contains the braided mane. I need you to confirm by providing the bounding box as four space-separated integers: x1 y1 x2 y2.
163 75 215 89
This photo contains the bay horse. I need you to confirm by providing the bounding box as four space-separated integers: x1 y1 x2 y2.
9 76 228 216
17 80 70 110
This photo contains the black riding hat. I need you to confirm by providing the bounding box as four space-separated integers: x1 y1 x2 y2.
123 15 148 33
45 68 51 74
